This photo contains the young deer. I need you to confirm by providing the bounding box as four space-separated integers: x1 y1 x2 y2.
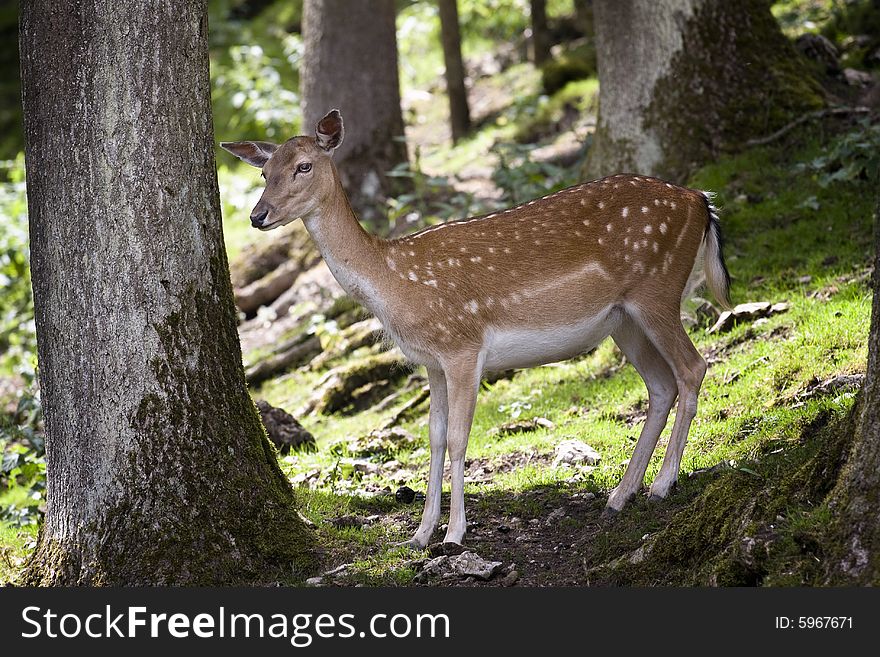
222 109 731 548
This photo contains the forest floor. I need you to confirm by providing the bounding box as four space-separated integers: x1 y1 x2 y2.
1 4 878 587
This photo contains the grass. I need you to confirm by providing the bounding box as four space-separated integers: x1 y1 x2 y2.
0 523 37 584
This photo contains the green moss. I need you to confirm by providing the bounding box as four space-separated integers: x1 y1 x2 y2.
586 407 855 586
313 350 408 415
645 0 825 180
541 56 594 95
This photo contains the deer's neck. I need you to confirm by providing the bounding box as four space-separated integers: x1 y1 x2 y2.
302 180 386 314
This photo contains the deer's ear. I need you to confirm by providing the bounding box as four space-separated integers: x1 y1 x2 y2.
315 109 344 152
220 140 278 168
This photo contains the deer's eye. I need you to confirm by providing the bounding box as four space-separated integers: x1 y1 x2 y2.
297 162 312 174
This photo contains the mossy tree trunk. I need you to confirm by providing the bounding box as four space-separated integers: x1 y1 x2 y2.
584 0 824 182
438 0 471 143
301 0 409 231
825 194 880 584
19 0 314 585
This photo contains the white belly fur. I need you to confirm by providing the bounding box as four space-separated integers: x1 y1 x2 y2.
481 306 621 371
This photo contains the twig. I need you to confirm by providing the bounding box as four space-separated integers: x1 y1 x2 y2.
745 106 873 147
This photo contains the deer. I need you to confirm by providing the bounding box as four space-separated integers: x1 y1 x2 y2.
221 109 731 549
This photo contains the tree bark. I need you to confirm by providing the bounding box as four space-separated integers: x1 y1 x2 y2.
19 0 314 585
824 193 880 584
301 0 409 230
584 0 823 182
530 0 551 66
438 0 471 143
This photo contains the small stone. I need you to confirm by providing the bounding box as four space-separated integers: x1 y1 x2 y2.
256 400 316 454
305 577 324 586
448 552 503 580
553 439 602 466
395 485 417 503
420 555 451 578
501 570 520 587
629 545 648 565
707 301 776 334
497 524 511 534
843 67 873 86
546 507 567 524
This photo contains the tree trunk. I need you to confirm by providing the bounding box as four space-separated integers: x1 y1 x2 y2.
584 0 823 182
19 0 314 585
530 0 551 66
824 194 880 584
438 0 471 143
301 0 409 231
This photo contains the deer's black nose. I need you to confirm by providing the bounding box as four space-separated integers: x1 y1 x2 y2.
250 209 269 228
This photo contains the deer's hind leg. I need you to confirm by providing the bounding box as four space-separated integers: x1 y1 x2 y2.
604 313 678 515
626 303 707 501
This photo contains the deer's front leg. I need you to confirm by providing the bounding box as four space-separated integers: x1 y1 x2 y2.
441 356 481 545
406 368 448 549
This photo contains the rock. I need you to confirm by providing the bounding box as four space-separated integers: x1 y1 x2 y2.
546 506 567 524
843 67 873 87
553 439 601 466
707 300 790 334
448 552 504 580
795 33 840 74
255 400 316 454
395 485 417 504
490 417 555 436
501 570 520 587
420 555 450 578
305 577 324 587
414 550 503 582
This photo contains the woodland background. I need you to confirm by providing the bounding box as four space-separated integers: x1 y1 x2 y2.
1 0 879 586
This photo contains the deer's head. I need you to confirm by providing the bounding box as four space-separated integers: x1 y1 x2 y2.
221 109 344 231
